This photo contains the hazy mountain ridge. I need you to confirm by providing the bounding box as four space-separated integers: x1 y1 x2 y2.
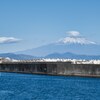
45 52 100 60
0 52 100 60
0 53 36 60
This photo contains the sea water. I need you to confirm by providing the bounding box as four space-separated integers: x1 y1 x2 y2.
0 72 100 100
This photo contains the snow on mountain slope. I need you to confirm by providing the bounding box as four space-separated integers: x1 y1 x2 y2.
58 36 96 45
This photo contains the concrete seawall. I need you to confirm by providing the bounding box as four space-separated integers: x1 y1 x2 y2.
0 61 100 77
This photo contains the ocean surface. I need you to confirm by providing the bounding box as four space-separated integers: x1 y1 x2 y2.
0 72 100 100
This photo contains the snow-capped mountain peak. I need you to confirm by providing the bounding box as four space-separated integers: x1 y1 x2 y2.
58 36 96 45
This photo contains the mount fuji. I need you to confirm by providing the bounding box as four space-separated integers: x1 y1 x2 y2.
16 33 100 57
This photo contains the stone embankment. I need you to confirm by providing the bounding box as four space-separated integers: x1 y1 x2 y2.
0 57 100 77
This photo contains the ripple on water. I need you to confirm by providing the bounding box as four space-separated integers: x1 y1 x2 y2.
0 72 100 100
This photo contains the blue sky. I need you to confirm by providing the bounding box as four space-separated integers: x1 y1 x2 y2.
0 0 100 53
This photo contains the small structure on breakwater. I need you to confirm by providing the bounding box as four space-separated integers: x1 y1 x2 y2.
0 57 100 77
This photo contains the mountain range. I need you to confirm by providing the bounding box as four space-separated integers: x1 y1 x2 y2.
0 53 36 60
0 35 100 60
0 52 100 60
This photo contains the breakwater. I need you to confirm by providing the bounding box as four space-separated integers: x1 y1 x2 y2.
0 61 100 77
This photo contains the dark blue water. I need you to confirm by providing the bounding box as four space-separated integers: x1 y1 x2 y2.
0 72 100 100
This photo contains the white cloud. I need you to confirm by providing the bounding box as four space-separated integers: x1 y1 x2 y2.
67 31 80 37
0 37 21 44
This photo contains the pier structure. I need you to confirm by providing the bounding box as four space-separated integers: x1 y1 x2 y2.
0 58 100 77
